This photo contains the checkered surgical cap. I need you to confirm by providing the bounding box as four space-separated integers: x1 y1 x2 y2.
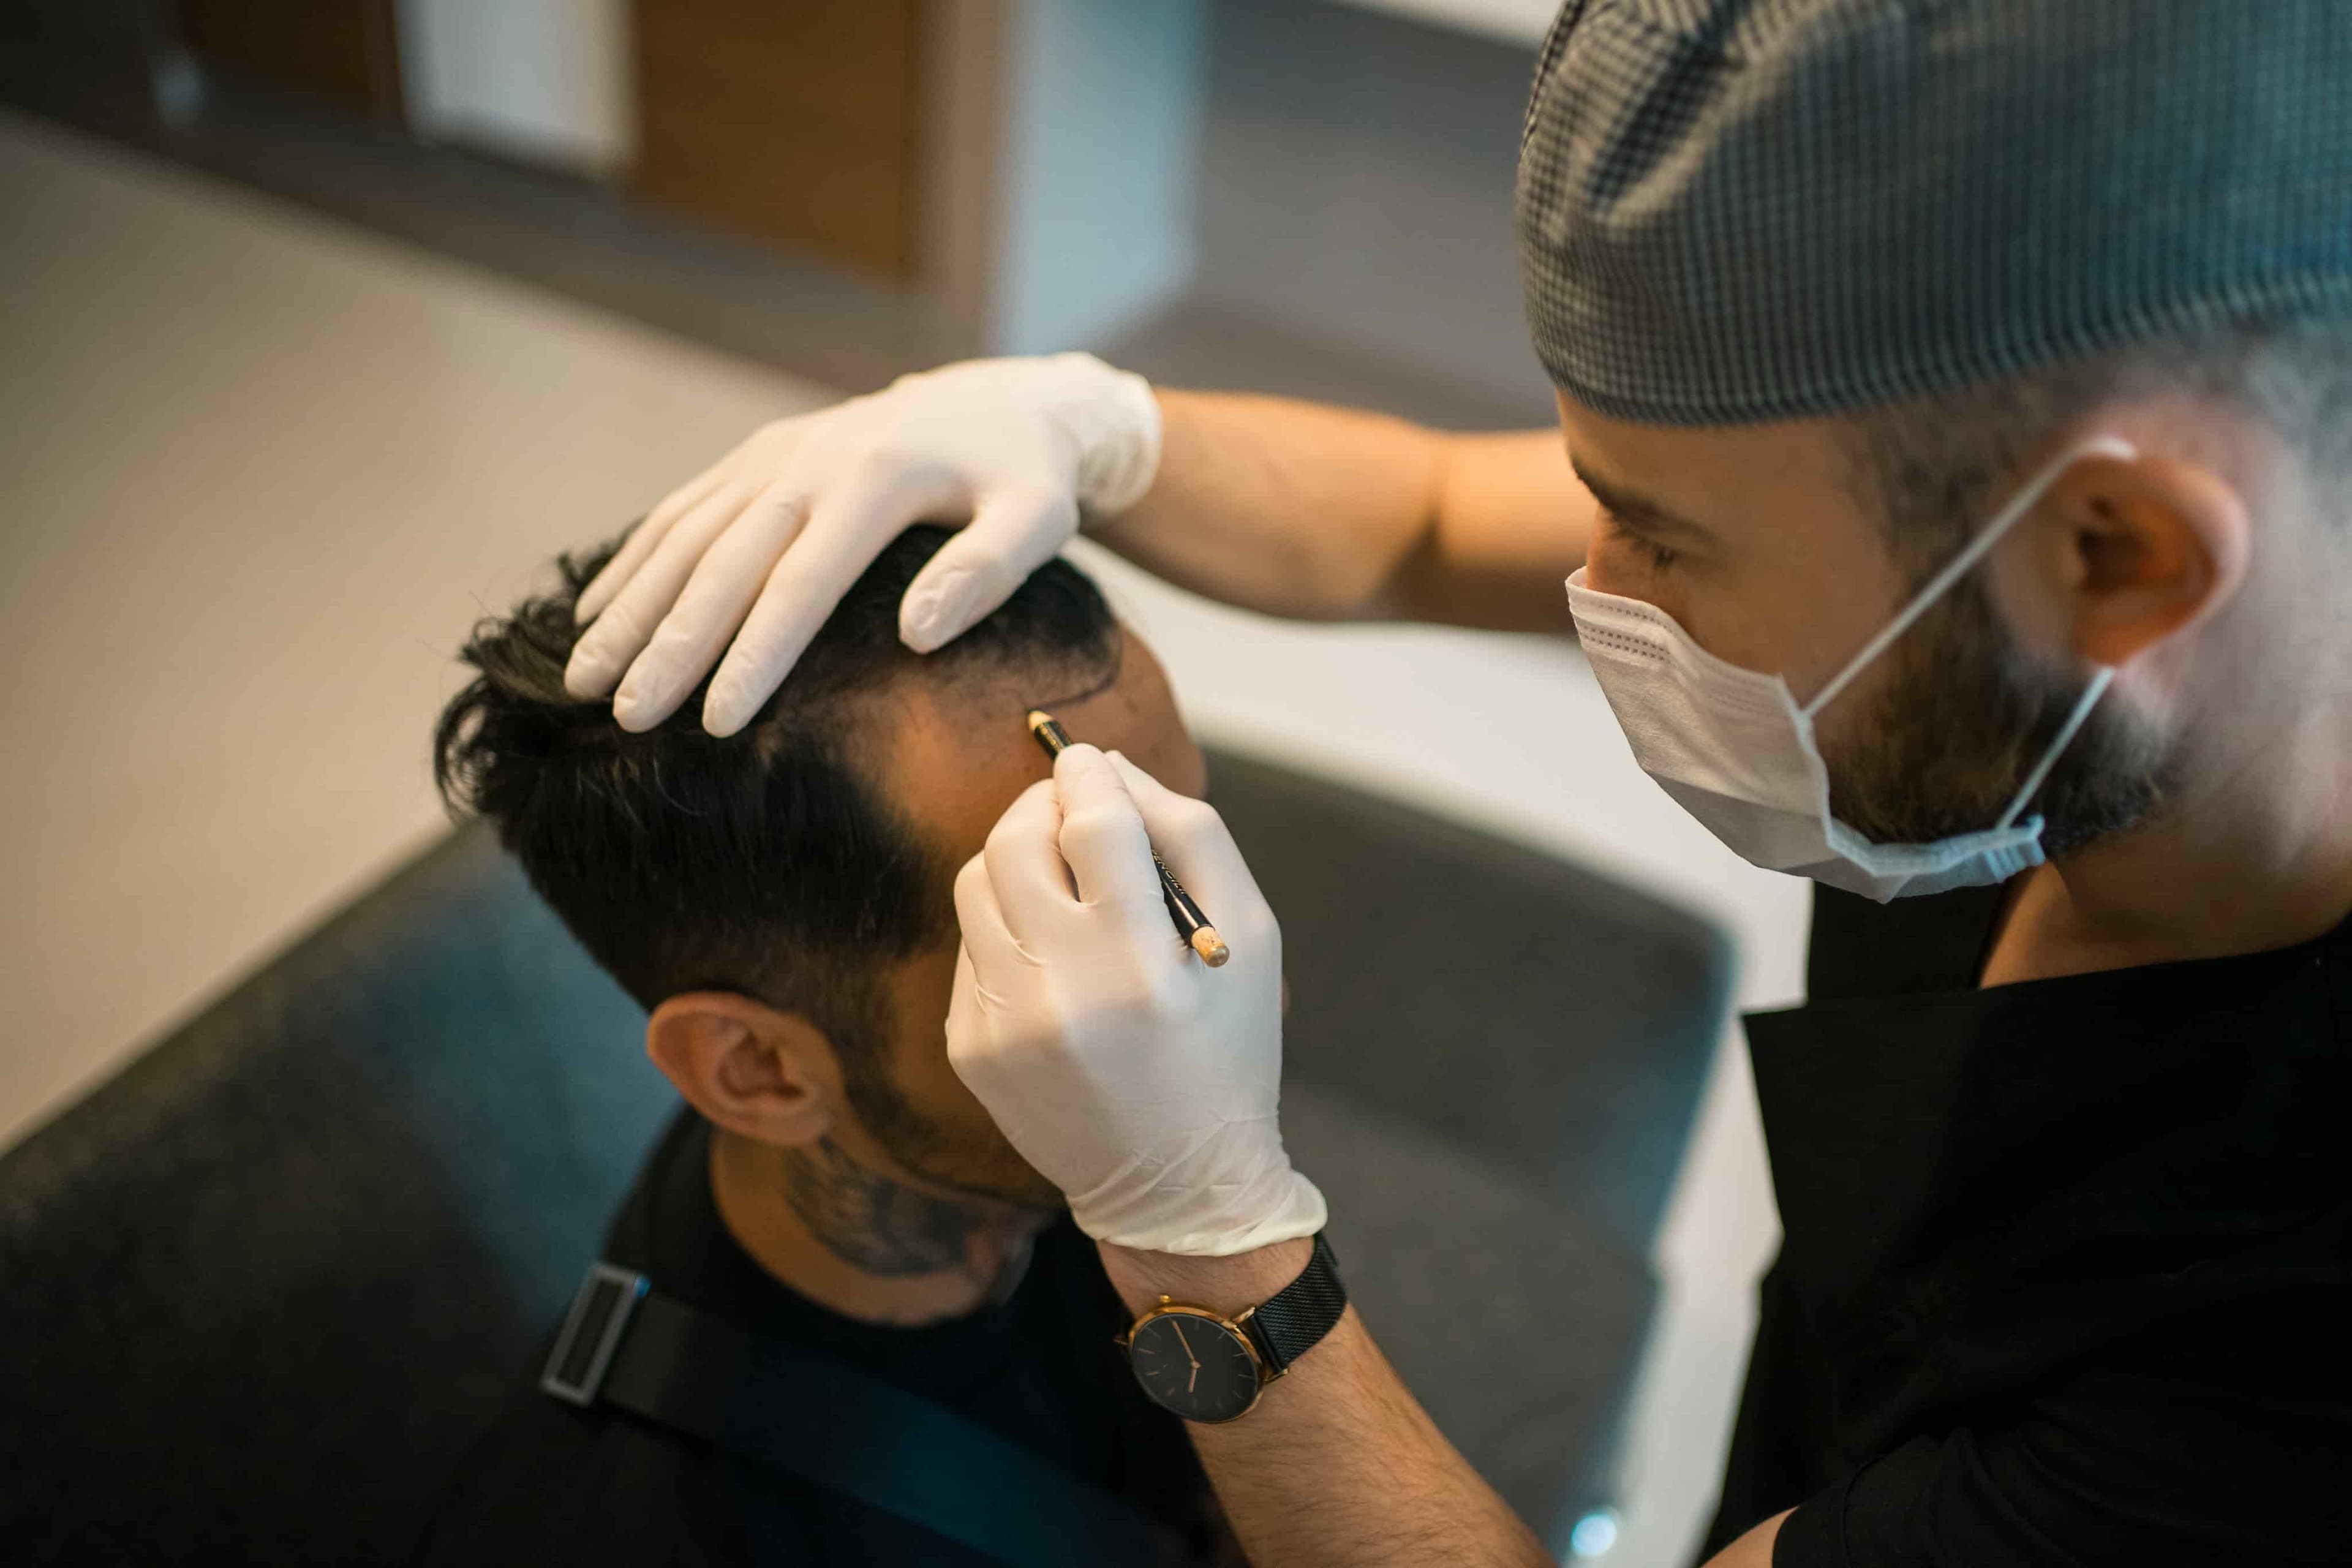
1517 1 2352 426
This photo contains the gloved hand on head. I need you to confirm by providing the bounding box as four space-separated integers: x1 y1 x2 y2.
948 744 1327 1258
564 353 1161 736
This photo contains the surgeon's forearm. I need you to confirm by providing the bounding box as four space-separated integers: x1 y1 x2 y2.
1089 391 1592 633
1099 1240 1553 1568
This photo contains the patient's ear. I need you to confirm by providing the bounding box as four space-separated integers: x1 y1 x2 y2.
645 992 842 1148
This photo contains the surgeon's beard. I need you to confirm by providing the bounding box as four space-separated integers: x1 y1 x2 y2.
1820 571 2174 860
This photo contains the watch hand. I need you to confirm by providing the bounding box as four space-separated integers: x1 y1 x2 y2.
1188 1363 1199 1394
1171 1321 1199 1367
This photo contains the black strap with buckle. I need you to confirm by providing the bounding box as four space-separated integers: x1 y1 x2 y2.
541 1263 1191 1567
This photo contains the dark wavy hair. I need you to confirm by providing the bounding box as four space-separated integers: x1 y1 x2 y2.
434 525 1118 1071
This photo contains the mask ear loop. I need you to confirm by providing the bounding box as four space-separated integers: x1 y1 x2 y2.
1992 665 2114 831
1799 437 2140 722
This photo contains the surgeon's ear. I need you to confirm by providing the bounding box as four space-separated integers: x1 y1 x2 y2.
2037 450 2250 668
646 992 840 1148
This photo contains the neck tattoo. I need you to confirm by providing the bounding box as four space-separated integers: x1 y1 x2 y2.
778 1136 985 1277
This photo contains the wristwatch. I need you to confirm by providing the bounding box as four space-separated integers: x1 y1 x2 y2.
1118 1232 1347 1423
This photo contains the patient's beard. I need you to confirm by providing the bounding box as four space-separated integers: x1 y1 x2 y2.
758 970 1060 1302
843 1063 1066 1213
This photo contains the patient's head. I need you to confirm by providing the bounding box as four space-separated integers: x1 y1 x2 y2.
436 526 1204 1214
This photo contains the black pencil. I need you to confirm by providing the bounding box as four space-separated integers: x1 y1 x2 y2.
1026 709 1231 967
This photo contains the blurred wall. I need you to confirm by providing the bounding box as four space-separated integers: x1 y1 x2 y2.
1330 0 1558 46
398 0 633 175
1193 0 1555 414
989 0 1207 353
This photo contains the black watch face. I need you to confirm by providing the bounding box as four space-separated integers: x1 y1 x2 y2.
1127 1308 1262 1423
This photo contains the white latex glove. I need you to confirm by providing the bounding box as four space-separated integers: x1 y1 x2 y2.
564 353 1161 735
948 744 1328 1257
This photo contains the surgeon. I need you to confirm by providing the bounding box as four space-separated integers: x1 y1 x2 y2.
557 4 2352 1563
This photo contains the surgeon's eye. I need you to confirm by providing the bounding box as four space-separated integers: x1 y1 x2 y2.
1602 512 1679 572
1628 536 1678 571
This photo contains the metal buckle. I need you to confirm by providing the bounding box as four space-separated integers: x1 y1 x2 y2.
540 1262 648 1407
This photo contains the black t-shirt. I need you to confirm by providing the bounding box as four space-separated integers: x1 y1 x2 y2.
414 1110 1232 1566
1706 885 2352 1566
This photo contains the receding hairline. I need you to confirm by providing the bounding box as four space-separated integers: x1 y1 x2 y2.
770 620 1133 913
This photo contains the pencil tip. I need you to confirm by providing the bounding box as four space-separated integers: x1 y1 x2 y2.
1192 928 1231 967
1025 709 1052 731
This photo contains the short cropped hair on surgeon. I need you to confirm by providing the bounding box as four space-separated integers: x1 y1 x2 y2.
433 525 1119 1072
1843 317 2352 571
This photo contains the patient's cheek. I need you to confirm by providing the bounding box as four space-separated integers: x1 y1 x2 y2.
892 946 957 1054
1152 736 1210 800
872 944 1060 1203
883 947 992 1118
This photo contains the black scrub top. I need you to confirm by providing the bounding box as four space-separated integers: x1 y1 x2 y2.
413 1110 1230 1565
1705 885 2352 1566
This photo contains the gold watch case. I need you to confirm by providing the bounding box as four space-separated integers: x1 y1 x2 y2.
1117 1295 1278 1423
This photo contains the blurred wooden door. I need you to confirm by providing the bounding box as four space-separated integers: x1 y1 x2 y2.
173 0 406 130
631 0 929 282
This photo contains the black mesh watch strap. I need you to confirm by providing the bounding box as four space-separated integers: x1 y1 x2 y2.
1241 1232 1346 1378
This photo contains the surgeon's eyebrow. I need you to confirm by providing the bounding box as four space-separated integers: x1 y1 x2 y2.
1569 456 1709 541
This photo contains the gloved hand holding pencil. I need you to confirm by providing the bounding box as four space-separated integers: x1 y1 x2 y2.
946 742 1327 1259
